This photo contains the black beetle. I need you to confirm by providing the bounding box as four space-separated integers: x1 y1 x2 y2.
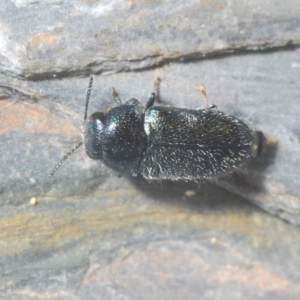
49 76 263 180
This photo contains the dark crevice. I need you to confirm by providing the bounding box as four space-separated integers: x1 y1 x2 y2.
6 41 299 82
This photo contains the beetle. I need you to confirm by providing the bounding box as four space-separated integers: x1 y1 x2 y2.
49 76 264 180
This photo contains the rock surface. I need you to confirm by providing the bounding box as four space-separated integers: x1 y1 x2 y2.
0 0 300 299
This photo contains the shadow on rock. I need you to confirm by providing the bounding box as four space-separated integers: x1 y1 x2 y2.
129 138 278 214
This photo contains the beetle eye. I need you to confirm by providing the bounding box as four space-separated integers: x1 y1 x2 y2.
89 112 106 123
84 112 106 160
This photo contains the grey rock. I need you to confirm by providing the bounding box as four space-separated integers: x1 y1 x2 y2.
0 0 299 77
1 0 300 299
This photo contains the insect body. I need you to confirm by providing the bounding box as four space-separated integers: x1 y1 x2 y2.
49 76 263 180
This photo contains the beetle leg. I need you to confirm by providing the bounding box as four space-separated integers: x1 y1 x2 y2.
154 77 161 103
145 93 155 111
196 84 209 110
111 87 122 105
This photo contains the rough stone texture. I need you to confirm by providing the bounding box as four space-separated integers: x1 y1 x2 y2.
1 0 300 299
0 0 299 78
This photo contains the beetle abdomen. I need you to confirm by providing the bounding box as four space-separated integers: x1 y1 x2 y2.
141 106 254 180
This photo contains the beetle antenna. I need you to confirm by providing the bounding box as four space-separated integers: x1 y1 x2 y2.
48 75 94 178
48 141 83 178
84 74 94 121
